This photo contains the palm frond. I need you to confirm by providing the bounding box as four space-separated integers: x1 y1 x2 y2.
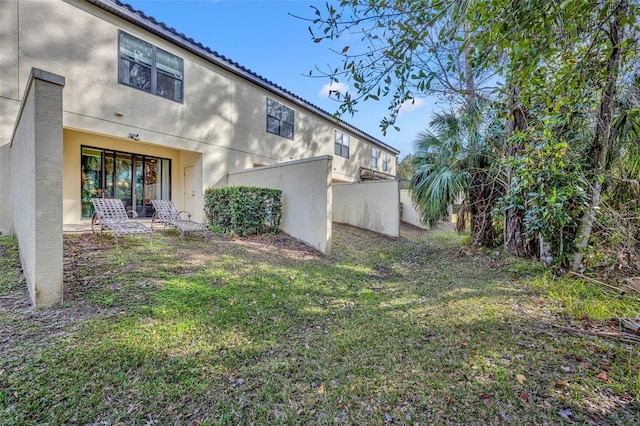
409 99 501 234
410 164 468 227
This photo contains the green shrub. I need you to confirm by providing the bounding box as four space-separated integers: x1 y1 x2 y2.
204 186 282 236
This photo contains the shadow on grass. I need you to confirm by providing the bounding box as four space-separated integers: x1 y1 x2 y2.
0 228 637 425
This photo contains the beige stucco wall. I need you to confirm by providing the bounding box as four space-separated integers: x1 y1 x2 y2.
0 0 20 233
1 0 400 238
228 156 333 255
0 143 11 234
0 0 20 147
400 189 428 229
11 69 64 307
1 0 397 204
333 180 401 238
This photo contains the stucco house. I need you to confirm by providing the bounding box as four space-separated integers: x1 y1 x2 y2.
1 0 400 227
0 0 406 307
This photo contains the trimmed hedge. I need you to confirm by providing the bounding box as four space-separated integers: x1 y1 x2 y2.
204 186 282 236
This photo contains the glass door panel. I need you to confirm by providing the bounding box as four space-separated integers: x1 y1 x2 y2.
104 151 115 198
161 159 171 200
81 147 102 218
116 152 133 211
143 158 159 217
135 157 143 217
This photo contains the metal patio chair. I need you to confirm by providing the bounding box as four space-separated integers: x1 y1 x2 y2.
150 199 210 241
91 198 152 246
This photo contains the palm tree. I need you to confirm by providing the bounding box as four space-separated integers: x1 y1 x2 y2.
410 100 503 247
599 73 640 249
610 74 640 184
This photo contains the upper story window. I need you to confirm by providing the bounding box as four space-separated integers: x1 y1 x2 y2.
266 99 294 139
118 31 184 102
334 130 350 158
372 148 379 169
382 152 388 172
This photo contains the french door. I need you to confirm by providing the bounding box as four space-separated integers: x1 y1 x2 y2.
81 146 171 218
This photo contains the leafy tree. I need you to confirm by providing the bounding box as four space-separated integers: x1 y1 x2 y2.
499 121 587 265
396 154 416 179
305 0 534 255
305 0 493 133
307 0 640 266
608 74 640 208
464 0 639 266
411 100 503 246
567 0 635 269
591 74 640 264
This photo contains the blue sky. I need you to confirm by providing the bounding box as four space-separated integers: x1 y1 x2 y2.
124 0 441 157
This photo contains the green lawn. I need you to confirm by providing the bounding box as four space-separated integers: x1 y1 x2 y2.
0 224 638 425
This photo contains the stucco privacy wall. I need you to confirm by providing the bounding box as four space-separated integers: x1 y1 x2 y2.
400 189 428 229
10 68 65 307
228 156 333 255
0 143 10 234
333 181 401 238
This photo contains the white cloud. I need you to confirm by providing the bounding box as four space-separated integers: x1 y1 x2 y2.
398 98 425 114
318 81 350 98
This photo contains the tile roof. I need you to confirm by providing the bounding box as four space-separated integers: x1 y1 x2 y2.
86 0 400 155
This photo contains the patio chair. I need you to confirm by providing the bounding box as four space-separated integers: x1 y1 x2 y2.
91 198 152 246
150 199 210 241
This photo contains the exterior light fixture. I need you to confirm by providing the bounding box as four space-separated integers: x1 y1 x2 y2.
127 132 139 141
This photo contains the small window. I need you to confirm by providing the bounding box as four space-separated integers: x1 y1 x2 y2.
334 130 350 159
372 148 379 169
267 98 294 139
119 31 183 102
382 152 388 172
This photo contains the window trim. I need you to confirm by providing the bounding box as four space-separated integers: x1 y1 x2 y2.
266 98 295 139
334 130 350 159
382 152 388 172
372 148 379 169
118 30 184 103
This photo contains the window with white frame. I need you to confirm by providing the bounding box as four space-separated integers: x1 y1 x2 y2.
118 31 183 102
382 152 388 171
372 148 379 169
334 130 350 158
266 98 294 139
